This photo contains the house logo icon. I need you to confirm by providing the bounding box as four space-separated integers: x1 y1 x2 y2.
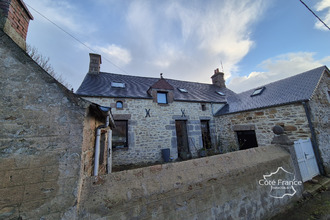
258 167 302 198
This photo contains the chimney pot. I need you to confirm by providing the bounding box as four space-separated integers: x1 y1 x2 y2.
88 53 102 74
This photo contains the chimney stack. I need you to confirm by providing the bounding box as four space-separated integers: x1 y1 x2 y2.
211 68 226 88
0 0 33 50
88 53 102 74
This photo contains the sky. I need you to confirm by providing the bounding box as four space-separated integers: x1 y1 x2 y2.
24 0 330 93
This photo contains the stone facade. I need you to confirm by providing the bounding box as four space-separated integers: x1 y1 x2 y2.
0 29 108 219
309 71 330 173
215 71 330 174
215 103 311 150
83 97 224 166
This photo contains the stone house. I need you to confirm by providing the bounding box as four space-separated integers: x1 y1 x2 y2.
77 54 234 167
77 54 329 175
0 1 114 219
215 66 330 174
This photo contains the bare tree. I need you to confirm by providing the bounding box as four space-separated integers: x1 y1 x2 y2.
26 45 72 89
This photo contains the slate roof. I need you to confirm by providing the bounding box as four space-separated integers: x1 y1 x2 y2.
150 77 174 90
76 72 235 103
216 66 329 116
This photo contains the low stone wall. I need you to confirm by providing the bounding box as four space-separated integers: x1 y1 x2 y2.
78 146 303 219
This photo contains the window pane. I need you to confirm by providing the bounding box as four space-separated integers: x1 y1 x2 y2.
157 92 167 104
116 101 123 109
111 82 125 88
113 120 128 149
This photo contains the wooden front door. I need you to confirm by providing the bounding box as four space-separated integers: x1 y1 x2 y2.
175 120 190 160
201 120 212 149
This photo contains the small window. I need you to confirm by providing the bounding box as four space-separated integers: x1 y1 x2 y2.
112 120 128 149
216 91 225 96
201 104 206 111
178 88 188 93
236 130 258 150
157 92 168 104
111 82 125 88
116 101 123 109
251 87 265 96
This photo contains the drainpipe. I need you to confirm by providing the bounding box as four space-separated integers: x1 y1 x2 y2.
211 102 214 116
302 101 325 176
107 129 112 174
94 111 110 176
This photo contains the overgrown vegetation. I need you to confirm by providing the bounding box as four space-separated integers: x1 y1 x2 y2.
26 45 72 89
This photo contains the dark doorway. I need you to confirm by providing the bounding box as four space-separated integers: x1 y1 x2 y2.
236 130 258 150
175 120 190 160
201 120 212 149
112 120 128 150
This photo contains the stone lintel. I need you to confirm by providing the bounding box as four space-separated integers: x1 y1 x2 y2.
232 124 255 131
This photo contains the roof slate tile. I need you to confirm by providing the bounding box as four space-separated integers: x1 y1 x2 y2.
76 72 233 103
216 66 328 115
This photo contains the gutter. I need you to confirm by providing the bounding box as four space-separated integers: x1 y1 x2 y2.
302 101 326 176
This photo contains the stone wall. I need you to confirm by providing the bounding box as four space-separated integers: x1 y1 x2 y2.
215 103 311 151
78 146 302 220
83 97 224 166
0 30 91 219
309 71 330 173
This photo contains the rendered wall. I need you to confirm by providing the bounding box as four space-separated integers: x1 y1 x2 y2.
0 30 89 219
78 146 302 220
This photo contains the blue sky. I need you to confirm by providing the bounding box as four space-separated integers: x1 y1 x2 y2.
24 0 330 93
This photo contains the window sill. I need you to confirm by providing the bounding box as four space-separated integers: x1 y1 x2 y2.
112 147 129 151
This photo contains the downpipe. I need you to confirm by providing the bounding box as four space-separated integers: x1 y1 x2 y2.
93 112 110 176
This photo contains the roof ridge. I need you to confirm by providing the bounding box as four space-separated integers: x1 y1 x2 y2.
236 65 327 95
99 71 229 88
308 67 329 101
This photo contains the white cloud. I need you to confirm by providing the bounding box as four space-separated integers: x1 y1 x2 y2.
124 0 269 80
94 44 132 67
25 0 93 34
314 0 330 30
228 52 330 93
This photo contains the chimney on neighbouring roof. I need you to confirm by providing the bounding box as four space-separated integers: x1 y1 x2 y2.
211 68 226 88
88 53 102 74
0 0 33 50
